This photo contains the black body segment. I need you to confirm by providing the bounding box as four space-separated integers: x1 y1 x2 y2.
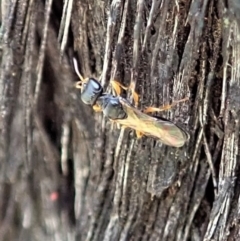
81 78 103 105
96 95 127 120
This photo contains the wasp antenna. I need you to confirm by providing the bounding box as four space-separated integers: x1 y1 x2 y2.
73 58 84 82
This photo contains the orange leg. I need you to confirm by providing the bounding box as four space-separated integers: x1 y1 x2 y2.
144 97 189 113
129 82 139 107
110 119 121 129
135 130 144 139
110 80 139 106
110 80 124 96
110 120 143 139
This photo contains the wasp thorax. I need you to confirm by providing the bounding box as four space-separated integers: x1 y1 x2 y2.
81 78 103 105
97 95 127 120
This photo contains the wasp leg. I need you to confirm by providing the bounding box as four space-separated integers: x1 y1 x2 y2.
135 130 144 139
110 119 121 129
93 104 102 112
110 80 125 96
133 93 139 106
111 80 139 106
130 82 139 107
144 97 189 113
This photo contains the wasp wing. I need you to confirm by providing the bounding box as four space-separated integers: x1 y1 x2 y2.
115 98 188 147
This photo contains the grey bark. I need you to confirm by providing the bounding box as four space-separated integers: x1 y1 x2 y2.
0 0 240 241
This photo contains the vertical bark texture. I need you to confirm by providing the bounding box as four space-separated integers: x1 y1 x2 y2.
0 0 240 240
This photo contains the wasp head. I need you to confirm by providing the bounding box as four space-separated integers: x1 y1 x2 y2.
73 58 103 105
76 78 103 105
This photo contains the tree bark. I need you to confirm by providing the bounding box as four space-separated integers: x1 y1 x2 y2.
0 0 240 240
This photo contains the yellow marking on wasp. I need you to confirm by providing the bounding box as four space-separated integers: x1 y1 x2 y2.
92 105 102 112
135 130 144 139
